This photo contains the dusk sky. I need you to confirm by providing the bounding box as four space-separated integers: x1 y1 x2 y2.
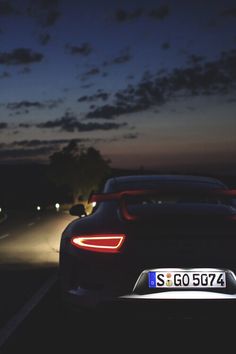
0 0 236 173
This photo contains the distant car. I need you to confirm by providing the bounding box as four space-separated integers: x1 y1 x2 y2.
59 174 236 317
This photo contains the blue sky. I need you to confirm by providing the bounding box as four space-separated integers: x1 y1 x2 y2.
0 0 236 173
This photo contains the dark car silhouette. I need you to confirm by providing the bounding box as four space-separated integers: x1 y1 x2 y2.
59 174 236 317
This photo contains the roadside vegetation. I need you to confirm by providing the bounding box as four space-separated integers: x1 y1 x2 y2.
48 141 111 206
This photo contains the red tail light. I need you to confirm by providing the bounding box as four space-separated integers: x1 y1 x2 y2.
71 234 125 253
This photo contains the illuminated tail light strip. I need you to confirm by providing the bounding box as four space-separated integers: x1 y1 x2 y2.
71 234 125 253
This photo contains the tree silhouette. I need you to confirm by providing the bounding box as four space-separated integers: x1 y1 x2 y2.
48 141 110 203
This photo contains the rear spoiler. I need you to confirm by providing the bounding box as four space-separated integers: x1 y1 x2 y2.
89 190 149 221
88 189 236 221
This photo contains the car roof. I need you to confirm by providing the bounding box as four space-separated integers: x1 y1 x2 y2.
103 174 227 192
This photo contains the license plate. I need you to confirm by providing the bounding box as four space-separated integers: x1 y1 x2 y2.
148 270 226 288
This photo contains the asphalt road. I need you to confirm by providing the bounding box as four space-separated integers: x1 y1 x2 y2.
0 210 75 329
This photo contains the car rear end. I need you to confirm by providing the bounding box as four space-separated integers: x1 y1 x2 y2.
118 209 236 318
59 176 236 318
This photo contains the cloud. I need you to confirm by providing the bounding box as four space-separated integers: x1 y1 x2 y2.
6 98 63 111
0 147 55 159
38 32 51 45
86 79 165 119
0 1 18 16
0 133 138 161
123 133 138 139
112 53 131 64
27 0 61 28
80 83 94 89
0 137 87 161
0 71 10 79
85 68 100 75
9 110 29 117
149 5 170 20
0 122 8 129
11 138 84 147
7 101 43 110
85 49 236 119
18 67 31 75
85 103 150 120
19 123 31 128
113 5 171 24
40 0 59 7
78 91 110 103
161 42 170 50
186 54 205 65
103 48 132 66
80 67 102 82
36 113 127 132
0 48 43 65
220 7 236 17
66 42 92 56
115 8 143 22
43 9 60 27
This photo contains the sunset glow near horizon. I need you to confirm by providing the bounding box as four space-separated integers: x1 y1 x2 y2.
0 0 236 173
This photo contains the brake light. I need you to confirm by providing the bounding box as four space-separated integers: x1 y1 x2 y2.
71 234 125 253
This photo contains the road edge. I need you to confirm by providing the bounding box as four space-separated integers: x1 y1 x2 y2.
0 273 57 349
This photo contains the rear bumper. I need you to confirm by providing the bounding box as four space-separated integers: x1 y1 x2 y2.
120 290 236 300
63 287 236 320
65 286 236 305
60 248 236 317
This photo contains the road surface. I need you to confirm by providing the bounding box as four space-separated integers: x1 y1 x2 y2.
0 210 75 330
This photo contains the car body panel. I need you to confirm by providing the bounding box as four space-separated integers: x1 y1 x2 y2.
59 174 236 313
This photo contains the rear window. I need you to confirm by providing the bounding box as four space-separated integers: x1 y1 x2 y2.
113 180 226 192
124 193 235 207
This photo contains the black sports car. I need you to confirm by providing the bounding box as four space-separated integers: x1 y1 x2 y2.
59 174 236 317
